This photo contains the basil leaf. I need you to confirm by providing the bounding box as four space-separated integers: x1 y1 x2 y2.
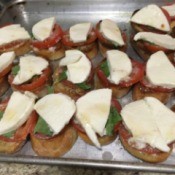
100 61 110 77
3 130 15 138
12 65 20 75
0 111 15 138
34 117 53 136
58 71 67 82
105 106 122 136
76 82 92 90
47 85 54 94
0 111 3 120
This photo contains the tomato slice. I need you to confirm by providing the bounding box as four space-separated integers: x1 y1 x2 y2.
119 124 165 154
8 66 51 91
140 77 175 93
0 64 12 79
97 59 144 88
0 101 38 142
62 29 97 47
72 98 122 134
32 24 63 49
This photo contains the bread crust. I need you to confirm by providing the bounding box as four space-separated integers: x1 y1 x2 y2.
0 140 25 154
132 83 172 104
94 73 130 98
30 125 77 157
33 43 65 61
0 40 31 56
119 124 172 163
77 130 117 146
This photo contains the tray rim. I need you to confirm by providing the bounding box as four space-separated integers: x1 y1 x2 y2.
0 0 175 173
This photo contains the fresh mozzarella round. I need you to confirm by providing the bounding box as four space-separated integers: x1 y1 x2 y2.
134 32 175 50
0 91 36 135
162 4 175 17
70 22 92 43
59 50 91 84
146 51 175 88
34 93 76 135
131 4 170 32
0 24 31 45
121 97 175 152
0 51 15 73
13 55 49 85
32 17 56 41
100 19 124 46
107 50 132 84
76 89 112 148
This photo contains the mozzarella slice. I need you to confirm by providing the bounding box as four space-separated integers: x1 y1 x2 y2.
0 91 36 135
121 97 175 152
162 4 175 17
0 52 15 73
134 32 175 50
107 50 132 84
146 51 175 88
131 4 170 32
34 93 76 135
100 19 124 46
76 89 112 148
59 50 82 66
70 22 92 43
59 50 91 84
13 55 48 85
32 17 56 41
0 24 30 45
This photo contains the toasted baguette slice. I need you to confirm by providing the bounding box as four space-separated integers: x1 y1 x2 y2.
30 125 77 157
0 76 9 97
132 83 172 104
77 129 117 146
33 43 65 61
119 124 172 163
0 140 25 154
94 74 130 98
0 40 31 57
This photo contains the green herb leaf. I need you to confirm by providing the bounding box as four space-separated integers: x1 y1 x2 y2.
76 82 92 90
100 61 110 77
3 130 15 138
105 106 122 136
58 71 67 82
0 111 15 138
12 65 20 75
0 111 3 120
34 117 53 136
47 85 54 94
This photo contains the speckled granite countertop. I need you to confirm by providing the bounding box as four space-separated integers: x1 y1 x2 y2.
0 163 173 175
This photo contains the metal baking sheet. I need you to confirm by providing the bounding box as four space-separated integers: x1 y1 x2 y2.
0 0 175 173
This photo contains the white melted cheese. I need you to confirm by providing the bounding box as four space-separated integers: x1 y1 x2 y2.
13 55 48 85
0 24 31 45
131 4 170 32
134 32 175 50
121 97 175 152
146 51 175 88
34 93 76 135
76 89 112 148
0 91 36 135
59 50 91 84
0 51 15 73
107 50 132 84
32 17 56 41
100 19 124 46
162 4 175 17
70 22 92 43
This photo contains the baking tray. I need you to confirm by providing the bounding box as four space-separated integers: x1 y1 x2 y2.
0 0 175 173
